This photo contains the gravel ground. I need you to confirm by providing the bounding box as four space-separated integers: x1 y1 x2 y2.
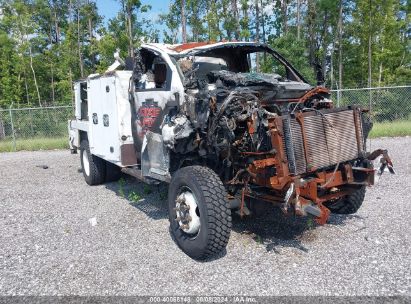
0 137 410 296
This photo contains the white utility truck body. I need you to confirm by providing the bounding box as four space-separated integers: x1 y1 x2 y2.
69 71 133 166
69 43 186 181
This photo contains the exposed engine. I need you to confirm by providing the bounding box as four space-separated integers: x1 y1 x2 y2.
162 63 333 186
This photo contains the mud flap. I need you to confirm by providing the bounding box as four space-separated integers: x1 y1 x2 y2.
141 131 171 182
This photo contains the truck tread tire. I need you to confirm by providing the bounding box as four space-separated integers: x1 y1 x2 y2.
80 140 106 185
168 166 231 260
105 161 122 182
325 186 366 214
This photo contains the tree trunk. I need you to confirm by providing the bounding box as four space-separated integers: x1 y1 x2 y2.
222 0 231 39
368 0 372 88
255 0 260 72
18 14 41 106
77 7 84 78
190 2 198 41
181 0 187 43
29 46 41 107
49 11 56 104
50 61 55 104
123 1 134 58
23 68 30 106
51 1 60 44
69 68 74 108
321 11 329 82
330 39 335 89
338 0 343 89
86 0 93 39
297 0 301 40
281 0 288 35
261 0 267 64
308 0 316 67
231 0 240 40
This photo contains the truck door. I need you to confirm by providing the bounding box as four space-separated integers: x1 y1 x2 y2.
130 49 178 157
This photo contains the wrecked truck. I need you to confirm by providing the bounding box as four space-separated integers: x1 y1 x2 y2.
68 42 394 260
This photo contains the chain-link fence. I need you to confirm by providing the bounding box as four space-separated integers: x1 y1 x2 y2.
0 106 73 152
331 86 411 122
331 86 411 139
0 86 409 152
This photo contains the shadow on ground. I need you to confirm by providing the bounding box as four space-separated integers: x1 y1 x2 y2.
102 172 357 254
104 174 169 220
231 200 365 253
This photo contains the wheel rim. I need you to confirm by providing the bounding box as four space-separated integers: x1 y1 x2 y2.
175 189 201 236
82 149 90 176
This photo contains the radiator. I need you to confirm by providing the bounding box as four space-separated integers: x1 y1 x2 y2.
282 108 364 175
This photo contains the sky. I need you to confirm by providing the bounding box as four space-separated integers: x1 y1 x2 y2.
97 0 171 26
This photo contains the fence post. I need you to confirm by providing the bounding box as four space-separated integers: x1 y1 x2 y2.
9 106 16 151
336 90 341 107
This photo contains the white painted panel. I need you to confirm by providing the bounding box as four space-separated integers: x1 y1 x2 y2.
88 75 120 162
74 83 82 120
115 71 134 146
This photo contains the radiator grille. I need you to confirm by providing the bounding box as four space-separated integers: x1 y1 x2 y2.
283 109 364 175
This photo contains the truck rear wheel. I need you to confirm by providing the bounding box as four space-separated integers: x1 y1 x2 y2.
168 166 232 260
324 186 366 214
80 140 106 185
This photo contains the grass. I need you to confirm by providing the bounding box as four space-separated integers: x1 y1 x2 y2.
369 120 411 138
0 120 409 153
0 136 68 152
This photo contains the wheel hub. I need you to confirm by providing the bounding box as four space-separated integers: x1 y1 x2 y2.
175 191 200 235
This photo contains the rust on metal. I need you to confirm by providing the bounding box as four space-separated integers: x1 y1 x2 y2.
170 42 214 52
295 112 311 171
315 204 330 225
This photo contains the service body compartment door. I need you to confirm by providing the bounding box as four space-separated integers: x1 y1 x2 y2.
88 76 121 162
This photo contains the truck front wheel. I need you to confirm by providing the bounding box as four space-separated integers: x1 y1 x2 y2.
324 186 366 214
80 140 106 185
168 166 232 260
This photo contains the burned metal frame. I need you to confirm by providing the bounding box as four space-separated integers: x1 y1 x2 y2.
229 87 380 224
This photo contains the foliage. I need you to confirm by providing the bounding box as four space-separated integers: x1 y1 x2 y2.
0 0 409 109
0 0 157 108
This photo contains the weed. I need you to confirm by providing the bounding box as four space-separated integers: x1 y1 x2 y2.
307 217 315 230
159 190 168 201
253 234 264 244
118 178 126 198
143 184 152 195
128 191 142 203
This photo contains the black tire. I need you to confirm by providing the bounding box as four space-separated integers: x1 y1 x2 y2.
324 186 366 214
168 166 232 260
80 140 106 185
105 161 122 182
